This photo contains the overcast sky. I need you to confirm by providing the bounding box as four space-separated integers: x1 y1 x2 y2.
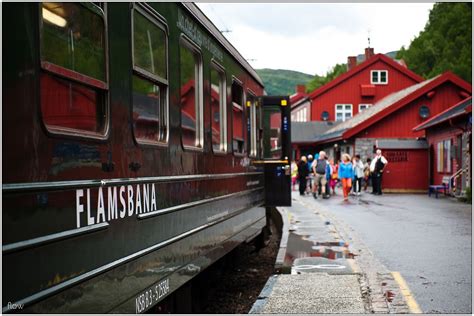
196 3 434 76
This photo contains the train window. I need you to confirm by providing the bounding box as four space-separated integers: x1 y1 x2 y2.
132 5 168 144
40 3 107 136
210 62 227 153
232 80 246 155
132 8 167 80
247 91 257 157
180 36 203 149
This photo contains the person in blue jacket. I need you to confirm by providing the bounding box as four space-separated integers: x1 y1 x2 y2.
338 153 354 201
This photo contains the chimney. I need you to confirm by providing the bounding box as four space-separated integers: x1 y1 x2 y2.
365 47 374 60
347 56 357 70
296 85 306 94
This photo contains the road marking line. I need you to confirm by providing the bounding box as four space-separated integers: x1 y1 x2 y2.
391 271 422 313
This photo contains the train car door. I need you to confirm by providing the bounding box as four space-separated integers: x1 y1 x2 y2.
259 96 291 206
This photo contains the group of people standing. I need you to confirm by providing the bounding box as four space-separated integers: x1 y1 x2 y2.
291 149 388 202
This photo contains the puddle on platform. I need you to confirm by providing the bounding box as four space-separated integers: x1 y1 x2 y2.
284 232 355 266
384 290 395 302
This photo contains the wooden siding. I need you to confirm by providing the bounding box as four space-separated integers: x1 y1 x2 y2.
380 149 429 190
425 127 463 186
310 60 419 122
355 82 467 139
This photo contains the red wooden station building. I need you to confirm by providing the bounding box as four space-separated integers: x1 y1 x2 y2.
291 47 472 193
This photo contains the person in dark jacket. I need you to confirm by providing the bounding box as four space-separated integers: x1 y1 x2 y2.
297 156 309 196
370 149 388 195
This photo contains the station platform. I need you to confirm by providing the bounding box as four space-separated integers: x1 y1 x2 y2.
251 193 369 314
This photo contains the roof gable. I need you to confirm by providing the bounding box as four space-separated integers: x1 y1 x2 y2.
316 72 472 143
308 54 424 100
413 96 472 131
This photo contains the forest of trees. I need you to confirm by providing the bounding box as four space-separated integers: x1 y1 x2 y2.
256 69 313 96
304 2 472 93
397 2 471 83
257 3 471 96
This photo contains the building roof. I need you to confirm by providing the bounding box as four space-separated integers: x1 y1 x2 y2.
292 121 340 144
413 96 472 131
314 72 472 144
290 92 308 108
378 139 429 149
291 96 310 110
307 54 424 100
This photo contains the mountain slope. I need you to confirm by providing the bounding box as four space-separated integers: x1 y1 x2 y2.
256 69 313 96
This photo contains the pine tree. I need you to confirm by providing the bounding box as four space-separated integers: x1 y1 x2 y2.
397 3 472 83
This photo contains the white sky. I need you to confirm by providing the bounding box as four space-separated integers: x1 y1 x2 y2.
196 3 434 76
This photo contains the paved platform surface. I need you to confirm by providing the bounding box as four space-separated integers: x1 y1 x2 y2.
251 193 371 314
250 274 365 313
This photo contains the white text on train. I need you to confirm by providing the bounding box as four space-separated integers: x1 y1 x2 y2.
75 184 157 228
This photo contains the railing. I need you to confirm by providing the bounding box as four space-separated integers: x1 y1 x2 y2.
450 167 468 195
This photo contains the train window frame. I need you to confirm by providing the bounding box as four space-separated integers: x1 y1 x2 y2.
131 3 169 146
38 2 110 140
247 90 258 158
179 35 204 151
210 60 228 155
231 78 246 157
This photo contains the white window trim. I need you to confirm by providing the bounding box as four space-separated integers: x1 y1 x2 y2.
335 104 353 122
445 139 451 173
371 70 388 85
437 142 443 172
359 104 372 112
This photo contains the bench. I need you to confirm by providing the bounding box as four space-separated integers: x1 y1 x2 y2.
428 176 451 198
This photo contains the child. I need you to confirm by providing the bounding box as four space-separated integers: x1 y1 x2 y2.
291 161 298 191
329 159 338 195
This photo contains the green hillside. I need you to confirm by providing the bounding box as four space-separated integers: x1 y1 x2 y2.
256 68 313 96
397 2 471 83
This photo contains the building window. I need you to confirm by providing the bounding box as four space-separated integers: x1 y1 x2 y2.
371 70 388 84
437 139 452 173
210 62 227 153
247 92 257 157
232 80 245 155
180 36 203 149
335 104 352 122
40 2 107 136
132 5 168 144
359 104 372 112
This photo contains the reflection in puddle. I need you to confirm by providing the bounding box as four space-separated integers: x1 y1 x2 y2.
384 290 395 302
284 232 355 266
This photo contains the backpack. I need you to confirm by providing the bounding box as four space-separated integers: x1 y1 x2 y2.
315 159 327 175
